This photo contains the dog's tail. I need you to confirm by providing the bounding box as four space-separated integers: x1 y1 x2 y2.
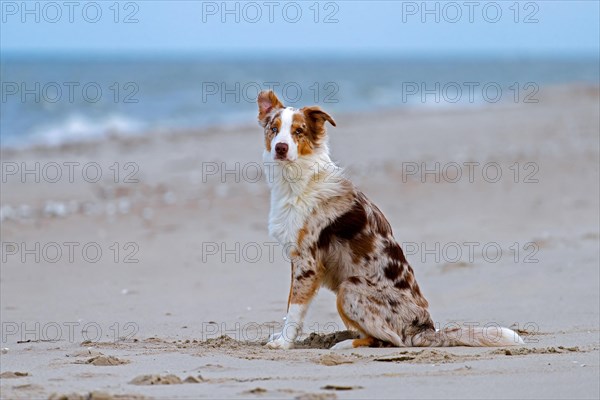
410 325 524 347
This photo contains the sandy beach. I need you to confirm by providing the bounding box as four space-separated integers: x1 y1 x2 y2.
1 84 599 399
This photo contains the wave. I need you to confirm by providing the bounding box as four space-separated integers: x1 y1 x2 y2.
4 114 146 148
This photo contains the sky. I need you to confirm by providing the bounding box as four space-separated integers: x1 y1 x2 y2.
1 0 599 57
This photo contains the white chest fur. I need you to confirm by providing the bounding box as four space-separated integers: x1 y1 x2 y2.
268 190 315 247
263 151 339 250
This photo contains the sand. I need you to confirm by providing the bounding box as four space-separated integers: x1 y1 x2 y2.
1 84 599 399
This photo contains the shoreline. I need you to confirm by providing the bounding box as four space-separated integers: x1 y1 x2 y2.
2 83 597 156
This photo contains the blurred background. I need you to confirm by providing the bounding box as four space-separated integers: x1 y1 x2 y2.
1 1 598 147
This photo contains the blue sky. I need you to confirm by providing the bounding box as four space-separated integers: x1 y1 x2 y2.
1 1 599 56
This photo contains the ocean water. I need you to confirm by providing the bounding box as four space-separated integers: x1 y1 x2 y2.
1 56 598 148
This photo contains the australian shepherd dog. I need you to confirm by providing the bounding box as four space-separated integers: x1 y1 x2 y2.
257 90 523 350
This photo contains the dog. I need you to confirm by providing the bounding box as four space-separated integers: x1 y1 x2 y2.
257 90 523 350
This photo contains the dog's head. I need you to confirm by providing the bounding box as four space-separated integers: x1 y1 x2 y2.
257 90 336 162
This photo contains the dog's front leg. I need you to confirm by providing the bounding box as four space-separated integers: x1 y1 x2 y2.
267 262 295 343
266 256 320 349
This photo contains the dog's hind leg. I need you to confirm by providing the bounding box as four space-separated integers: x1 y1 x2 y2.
332 277 408 349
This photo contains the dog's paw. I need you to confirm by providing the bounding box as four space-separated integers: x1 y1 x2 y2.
265 337 294 350
268 331 282 342
330 339 354 350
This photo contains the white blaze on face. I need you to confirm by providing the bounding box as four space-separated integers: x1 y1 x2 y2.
271 107 298 161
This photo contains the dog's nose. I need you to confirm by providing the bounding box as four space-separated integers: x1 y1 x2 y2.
275 143 288 157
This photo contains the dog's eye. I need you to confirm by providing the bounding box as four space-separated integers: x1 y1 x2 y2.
271 127 278 133
295 128 302 135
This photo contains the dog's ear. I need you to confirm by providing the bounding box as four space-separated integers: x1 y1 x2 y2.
302 106 336 133
257 90 284 126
